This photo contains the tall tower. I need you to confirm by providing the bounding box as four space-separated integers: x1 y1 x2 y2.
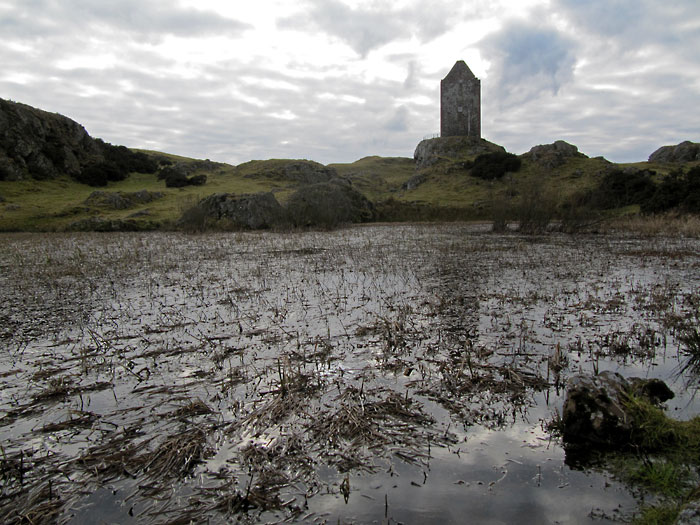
440 60 481 138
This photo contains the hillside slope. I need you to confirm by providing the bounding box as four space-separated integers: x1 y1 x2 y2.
0 98 698 231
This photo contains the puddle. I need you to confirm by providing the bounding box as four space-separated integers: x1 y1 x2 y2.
0 225 698 523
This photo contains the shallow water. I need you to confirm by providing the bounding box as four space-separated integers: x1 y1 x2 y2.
0 225 698 523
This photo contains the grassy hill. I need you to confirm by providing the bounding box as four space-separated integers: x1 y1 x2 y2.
0 143 697 232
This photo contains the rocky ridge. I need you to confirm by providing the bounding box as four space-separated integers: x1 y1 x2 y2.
649 141 700 163
0 98 101 180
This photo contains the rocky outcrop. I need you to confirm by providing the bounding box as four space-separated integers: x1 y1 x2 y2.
402 173 427 191
648 141 700 163
84 190 164 209
522 140 587 168
561 371 674 448
0 98 158 185
413 136 505 169
196 192 285 229
286 179 375 227
0 98 102 180
241 160 337 184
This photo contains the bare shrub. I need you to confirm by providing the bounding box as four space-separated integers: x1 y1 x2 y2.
515 182 557 234
177 196 210 233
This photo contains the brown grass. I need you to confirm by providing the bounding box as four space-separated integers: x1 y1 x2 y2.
603 214 700 237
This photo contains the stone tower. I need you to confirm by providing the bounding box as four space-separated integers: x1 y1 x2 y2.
440 60 481 138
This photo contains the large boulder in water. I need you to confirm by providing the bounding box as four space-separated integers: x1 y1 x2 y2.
561 371 674 448
197 192 285 229
285 179 375 228
648 141 700 163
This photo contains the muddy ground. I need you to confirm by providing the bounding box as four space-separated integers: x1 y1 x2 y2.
1 224 698 524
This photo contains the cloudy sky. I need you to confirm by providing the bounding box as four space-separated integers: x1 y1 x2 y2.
1 0 698 165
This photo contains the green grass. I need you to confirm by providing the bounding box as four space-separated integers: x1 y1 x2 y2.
603 396 700 524
330 156 415 202
0 162 293 231
2 147 699 231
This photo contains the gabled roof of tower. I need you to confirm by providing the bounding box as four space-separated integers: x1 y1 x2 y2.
443 60 477 81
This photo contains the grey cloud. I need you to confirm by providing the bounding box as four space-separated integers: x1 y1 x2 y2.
2 0 250 42
385 106 410 132
3 51 416 164
557 0 693 42
557 0 700 65
481 22 577 106
278 1 404 57
278 0 462 56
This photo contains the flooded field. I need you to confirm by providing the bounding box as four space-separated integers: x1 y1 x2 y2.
1 224 698 524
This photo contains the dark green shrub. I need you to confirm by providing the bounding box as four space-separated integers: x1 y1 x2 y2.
75 161 125 186
188 174 207 186
592 169 656 209
642 167 700 215
164 170 189 188
159 167 207 188
73 140 157 185
95 139 158 175
471 151 521 180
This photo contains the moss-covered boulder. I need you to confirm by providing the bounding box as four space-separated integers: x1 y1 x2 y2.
286 179 375 228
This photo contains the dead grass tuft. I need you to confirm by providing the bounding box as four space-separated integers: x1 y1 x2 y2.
605 214 700 237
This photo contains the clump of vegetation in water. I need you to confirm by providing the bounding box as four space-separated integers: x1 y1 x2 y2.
601 395 700 524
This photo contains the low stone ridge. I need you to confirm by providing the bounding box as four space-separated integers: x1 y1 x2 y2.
242 160 337 184
648 140 700 163
0 98 102 181
522 140 587 169
561 371 674 449
84 190 164 209
197 192 285 230
413 136 505 169
68 217 156 232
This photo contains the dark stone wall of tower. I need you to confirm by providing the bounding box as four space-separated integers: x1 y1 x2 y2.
440 61 481 138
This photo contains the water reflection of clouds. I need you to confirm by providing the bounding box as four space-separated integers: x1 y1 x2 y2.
1 225 697 523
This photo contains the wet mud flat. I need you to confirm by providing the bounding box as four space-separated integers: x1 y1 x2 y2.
0 224 698 524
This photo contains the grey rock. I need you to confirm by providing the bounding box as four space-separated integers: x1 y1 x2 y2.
402 173 427 191
283 161 337 184
128 209 151 218
0 98 102 180
648 141 700 163
197 192 285 230
561 371 673 448
242 160 337 184
677 499 700 525
414 136 505 169
523 140 586 168
85 190 164 209
286 179 375 227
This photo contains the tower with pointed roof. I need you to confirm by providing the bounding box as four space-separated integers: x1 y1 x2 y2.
440 60 481 138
